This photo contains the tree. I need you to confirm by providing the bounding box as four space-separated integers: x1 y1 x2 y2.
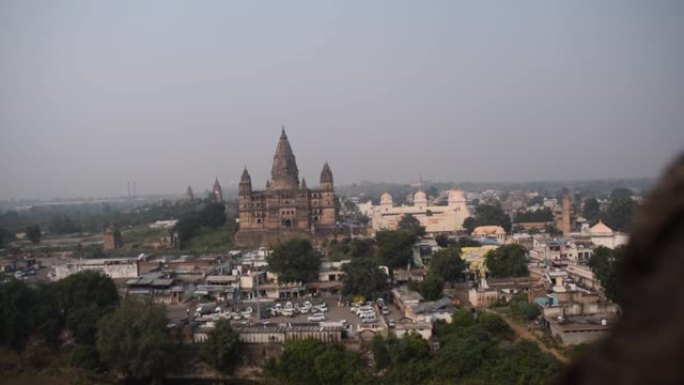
472 204 512 233
375 230 416 269
0 227 13 248
429 247 465 282
604 197 639 232
588 246 622 303
509 293 541 321
463 217 477 234
514 208 554 223
174 215 204 249
486 244 529 278
544 223 562 237
265 339 367 385
267 238 321 283
0 280 36 360
341 258 388 299
97 297 173 383
582 198 601 222
398 214 426 237
348 238 375 259
202 320 241 375
56 271 119 345
418 273 444 301
434 234 450 248
477 312 514 340
25 224 41 245
611 187 633 199
49 214 81 235
371 334 391 370
200 202 227 228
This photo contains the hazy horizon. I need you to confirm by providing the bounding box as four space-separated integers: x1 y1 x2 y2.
2 1 683 200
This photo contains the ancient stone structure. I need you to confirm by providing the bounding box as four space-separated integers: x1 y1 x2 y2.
235 127 336 247
212 178 223 203
103 224 123 251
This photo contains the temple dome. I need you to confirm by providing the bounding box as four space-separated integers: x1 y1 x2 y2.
380 192 393 205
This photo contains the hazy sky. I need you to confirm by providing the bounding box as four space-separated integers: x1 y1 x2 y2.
1 1 683 200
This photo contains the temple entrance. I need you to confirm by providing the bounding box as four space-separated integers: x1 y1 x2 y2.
282 219 292 228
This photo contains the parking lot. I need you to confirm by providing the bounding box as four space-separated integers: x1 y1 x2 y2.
167 294 404 333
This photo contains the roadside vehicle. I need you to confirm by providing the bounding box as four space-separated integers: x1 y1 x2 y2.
361 313 377 323
299 305 311 314
315 303 328 313
356 306 374 315
308 313 326 322
281 308 294 317
387 318 396 328
382 306 390 315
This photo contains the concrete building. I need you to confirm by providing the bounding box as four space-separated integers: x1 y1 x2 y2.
587 221 628 249
371 190 469 234
54 257 139 280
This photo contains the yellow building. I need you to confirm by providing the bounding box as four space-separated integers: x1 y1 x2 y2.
371 190 469 233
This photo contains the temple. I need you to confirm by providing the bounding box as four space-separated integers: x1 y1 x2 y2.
235 127 337 247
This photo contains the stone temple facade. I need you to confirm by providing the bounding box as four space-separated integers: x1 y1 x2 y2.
235 128 336 247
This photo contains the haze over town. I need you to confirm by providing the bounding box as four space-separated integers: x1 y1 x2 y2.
1 1 683 200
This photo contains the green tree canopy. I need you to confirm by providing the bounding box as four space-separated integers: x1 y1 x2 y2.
417 273 444 301
604 197 639 232
582 198 601 223
398 214 426 237
434 234 451 248
202 320 241 375
429 247 465 282
341 257 388 299
588 246 623 303
465 204 512 233
375 230 417 269
514 208 554 223
485 244 529 278
267 238 321 283
611 187 633 199
265 339 367 385
25 224 41 245
56 271 119 345
97 297 173 383
49 214 81 235
0 280 37 357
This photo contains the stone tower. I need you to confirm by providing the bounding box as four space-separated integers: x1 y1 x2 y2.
103 224 123 251
270 126 300 190
212 178 223 203
561 192 571 238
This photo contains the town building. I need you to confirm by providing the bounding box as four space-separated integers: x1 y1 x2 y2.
235 128 337 247
371 190 469 234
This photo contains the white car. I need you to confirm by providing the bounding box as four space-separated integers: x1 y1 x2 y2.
281 308 294 317
315 303 329 312
308 313 326 322
299 305 311 314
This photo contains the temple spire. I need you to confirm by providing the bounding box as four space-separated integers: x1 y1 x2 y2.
270 127 299 190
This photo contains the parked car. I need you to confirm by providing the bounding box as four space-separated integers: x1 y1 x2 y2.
361 314 377 323
308 313 326 322
281 308 294 317
300 305 311 314
381 306 390 315
315 303 329 313
387 318 396 328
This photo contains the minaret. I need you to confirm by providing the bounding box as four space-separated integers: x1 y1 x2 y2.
270 126 300 190
212 177 223 203
186 185 194 201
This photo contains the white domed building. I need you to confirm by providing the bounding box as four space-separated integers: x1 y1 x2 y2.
371 189 469 234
